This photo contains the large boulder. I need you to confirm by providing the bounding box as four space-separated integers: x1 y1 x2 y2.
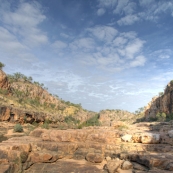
141 133 160 144
121 160 133 170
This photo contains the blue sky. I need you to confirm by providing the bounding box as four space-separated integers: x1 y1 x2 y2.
0 0 173 112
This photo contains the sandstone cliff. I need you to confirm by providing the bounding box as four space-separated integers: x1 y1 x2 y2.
0 70 95 125
145 81 173 119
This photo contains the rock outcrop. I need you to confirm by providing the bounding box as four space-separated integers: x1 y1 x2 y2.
145 81 173 119
0 70 10 90
1 122 173 172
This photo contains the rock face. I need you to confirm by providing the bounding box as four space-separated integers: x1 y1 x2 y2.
0 70 10 90
0 105 49 123
145 81 173 119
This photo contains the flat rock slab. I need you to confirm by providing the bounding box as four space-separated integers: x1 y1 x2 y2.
24 159 107 173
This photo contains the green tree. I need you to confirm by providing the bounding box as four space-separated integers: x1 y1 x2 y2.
0 62 5 69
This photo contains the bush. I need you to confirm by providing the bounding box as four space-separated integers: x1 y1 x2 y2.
156 112 166 122
0 62 5 69
166 113 173 121
41 119 50 129
14 124 23 132
64 115 80 125
78 114 101 128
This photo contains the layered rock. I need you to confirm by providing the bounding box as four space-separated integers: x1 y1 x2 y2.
1 122 173 172
145 81 173 119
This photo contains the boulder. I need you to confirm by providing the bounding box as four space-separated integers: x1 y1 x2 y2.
121 161 133 170
132 133 142 143
105 158 123 173
86 153 103 163
141 133 160 144
168 130 173 138
121 134 132 142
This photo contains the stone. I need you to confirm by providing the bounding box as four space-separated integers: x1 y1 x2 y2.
141 133 160 144
121 161 133 170
86 153 103 163
132 162 148 171
132 133 142 143
168 130 173 138
106 156 112 161
121 134 132 142
106 158 122 173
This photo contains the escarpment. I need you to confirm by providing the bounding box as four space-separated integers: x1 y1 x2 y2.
145 81 173 120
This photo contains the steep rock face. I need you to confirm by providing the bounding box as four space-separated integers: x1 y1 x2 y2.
0 105 56 123
145 81 173 119
0 70 10 90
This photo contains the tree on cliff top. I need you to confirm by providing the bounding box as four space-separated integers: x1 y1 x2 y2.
0 62 5 69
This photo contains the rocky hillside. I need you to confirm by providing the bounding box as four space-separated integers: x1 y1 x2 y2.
99 109 137 126
0 69 96 125
145 80 173 120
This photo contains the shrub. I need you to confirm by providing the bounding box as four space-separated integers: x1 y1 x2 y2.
171 80 173 85
166 113 173 121
156 112 166 122
41 119 50 129
0 62 5 69
64 115 80 125
78 114 101 128
14 124 23 132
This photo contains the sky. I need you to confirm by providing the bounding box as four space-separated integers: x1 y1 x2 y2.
0 0 173 113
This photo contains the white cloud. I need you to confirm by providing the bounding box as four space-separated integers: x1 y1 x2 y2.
159 55 170 59
98 0 117 8
117 14 139 25
123 2 136 15
0 27 27 53
139 1 173 22
87 26 118 42
130 55 146 67
154 1 173 15
113 37 128 47
150 49 172 60
70 38 96 51
97 8 106 16
0 1 48 47
139 0 155 7
125 39 145 59
60 33 70 38
52 40 68 49
113 0 129 14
